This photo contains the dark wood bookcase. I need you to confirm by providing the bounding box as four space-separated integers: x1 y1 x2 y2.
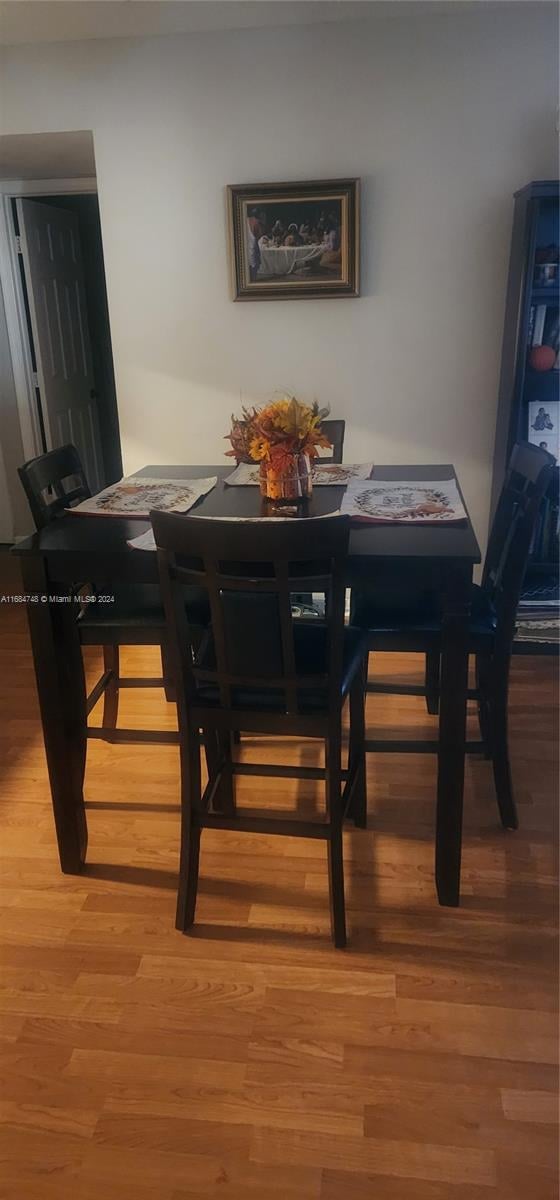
491 180 559 652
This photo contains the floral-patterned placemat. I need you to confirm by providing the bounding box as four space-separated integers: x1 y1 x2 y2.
340 479 467 523
68 476 217 519
224 462 373 486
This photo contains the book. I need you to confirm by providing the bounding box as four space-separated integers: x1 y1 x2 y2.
528 305 535 345
543 307 560 351
532 304 547 345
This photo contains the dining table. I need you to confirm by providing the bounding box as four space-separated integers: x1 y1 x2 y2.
14 462 481 907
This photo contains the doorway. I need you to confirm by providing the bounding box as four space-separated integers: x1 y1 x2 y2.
12 193 122 486
0 131 122 540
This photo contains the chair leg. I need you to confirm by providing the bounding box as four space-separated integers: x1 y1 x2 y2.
475 652 493 760
176 816 201 932
102 645 119 729
325 731 346 949
425 649 440 715
349 665 367 829
176 729 202 932
160 639 176 703
489 665 518 831
203 729 236 816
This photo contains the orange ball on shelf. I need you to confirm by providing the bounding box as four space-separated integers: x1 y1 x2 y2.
529 344 557 372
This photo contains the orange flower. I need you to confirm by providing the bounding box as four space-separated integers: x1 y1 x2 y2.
226 397 331 464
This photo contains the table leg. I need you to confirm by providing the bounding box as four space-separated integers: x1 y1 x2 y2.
436 564 472 906
21 556 88 873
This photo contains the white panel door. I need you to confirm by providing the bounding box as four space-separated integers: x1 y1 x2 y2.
16 198 105 492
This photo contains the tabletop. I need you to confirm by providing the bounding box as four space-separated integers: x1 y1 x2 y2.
14 464 481 580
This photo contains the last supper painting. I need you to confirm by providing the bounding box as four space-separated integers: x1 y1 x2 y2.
228 178 360 301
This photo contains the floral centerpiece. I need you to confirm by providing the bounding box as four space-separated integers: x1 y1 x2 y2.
226 396 331 502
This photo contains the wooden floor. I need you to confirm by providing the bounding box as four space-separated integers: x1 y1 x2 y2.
0 568 558 1198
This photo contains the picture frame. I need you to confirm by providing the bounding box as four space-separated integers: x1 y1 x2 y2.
528 400 559 461
227 178 360 301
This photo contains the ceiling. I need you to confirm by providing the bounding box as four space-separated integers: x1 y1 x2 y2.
0 131 96 180
0 0 544 47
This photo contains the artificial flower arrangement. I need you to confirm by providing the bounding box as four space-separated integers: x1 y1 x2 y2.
226 395 332 501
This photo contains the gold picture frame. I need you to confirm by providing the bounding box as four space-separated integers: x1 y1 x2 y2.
227 178 360 301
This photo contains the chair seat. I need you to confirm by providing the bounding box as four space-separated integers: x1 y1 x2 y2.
78 584 210 634
193 623 368 712
353 583 496 643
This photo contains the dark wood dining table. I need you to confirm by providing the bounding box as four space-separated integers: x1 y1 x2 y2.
14 463 480 907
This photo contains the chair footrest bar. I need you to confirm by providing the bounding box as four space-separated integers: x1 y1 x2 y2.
118 677 166 689
366 682 428 697
231 762 349 782
87 727 180 744
365 738 486 754
366 682 482 702
365 738 439 753
198 812 330 838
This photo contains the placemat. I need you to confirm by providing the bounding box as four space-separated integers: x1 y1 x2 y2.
224 462 373 487
68 476 217 519
339 479 467 523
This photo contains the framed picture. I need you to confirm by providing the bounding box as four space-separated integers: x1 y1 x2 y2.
528 400 559 460
227 178 360 301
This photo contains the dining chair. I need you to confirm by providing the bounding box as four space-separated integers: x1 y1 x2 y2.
290 418 346 619
18 443 209 743
351 441 556 831
318 419 345 464
151 510 368 948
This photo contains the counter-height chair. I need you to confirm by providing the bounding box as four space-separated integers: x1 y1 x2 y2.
152 511 368 948
318 419 345 464
352 442 556 831
234 420 345 470
291 419 346 620
18 443 209 744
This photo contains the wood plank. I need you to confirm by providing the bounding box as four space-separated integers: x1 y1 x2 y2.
250 1126 497 1186
501 1088 558 1124
320 1172 500 1200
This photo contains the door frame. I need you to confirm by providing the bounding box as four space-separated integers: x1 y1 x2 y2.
0 176 97 463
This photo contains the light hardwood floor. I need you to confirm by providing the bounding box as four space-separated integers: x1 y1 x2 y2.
0 573 558 1199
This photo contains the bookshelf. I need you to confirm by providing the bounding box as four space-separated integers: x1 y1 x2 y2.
491 180 559 653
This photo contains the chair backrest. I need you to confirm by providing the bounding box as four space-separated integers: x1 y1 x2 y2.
482 441 556 643
18 444 90 530
151 512 350 720
234 420 344 466
319 419 345 464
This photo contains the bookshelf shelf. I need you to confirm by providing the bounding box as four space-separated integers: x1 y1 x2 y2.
531 287 560 304
491 179 559 654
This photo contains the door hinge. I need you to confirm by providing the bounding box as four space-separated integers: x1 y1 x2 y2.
14 235 22 254
32 372 39 389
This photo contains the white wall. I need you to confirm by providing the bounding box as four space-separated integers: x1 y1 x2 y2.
0 276 30 540
0 6 557 549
